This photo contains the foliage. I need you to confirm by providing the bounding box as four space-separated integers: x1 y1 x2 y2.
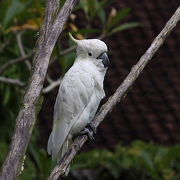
0 0 140 179
1 140 180 180
72 141 180 180
0 0 140 75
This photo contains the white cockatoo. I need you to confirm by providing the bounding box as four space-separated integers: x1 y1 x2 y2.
47 33 109 172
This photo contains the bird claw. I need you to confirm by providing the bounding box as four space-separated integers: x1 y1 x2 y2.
87 122 97 134
79 128 95 141
78 122 96 141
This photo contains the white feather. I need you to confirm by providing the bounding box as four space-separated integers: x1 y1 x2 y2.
47 38 108 165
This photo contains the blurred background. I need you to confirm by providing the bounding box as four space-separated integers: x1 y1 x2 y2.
0 0 180 179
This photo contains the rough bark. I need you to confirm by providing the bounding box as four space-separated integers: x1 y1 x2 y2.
48 6 180 180
0 0 79 180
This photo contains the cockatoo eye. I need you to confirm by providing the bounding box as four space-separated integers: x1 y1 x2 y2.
88 51 93 57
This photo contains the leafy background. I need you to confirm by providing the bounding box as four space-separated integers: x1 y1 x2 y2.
0 0 180 180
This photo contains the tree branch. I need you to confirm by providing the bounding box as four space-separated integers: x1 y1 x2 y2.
0 76 25 87
16 31 32 70
0 0 79 180
45 0 60 38
48 6 180 180
46 74 54 84
43 77 62 94
0 74 61 93
0 52 33 75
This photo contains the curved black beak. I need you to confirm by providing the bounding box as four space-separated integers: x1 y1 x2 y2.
97 52 109 68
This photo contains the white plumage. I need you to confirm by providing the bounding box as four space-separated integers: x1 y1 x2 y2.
47 35 109 170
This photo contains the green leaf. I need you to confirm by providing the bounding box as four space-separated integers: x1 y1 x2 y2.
106 8 131 30
60 51 76 73
3 0 25 27
108 22 140 35
2 86 11 105
97 8 106 25
79 0 89 19
104 160 121 179
19 156 36 180
0 142 9 166
29 143 43 172
94 0 106 24
79 0 106 24
154 147 169 169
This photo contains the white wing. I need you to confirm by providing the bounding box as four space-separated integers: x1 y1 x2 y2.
47 67 94 159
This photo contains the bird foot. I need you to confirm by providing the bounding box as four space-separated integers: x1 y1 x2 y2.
87 122 97 134
79 128 95 141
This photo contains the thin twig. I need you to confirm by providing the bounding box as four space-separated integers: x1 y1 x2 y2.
16 31 32 70
0 52 33 75
0 76 25 87
43 78 62 94
48 6 180 180
0 0 79 180
46 74 54 84
16 32 26 57
0 74 61 92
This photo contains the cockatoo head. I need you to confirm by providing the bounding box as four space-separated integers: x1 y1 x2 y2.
69 33 109 69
